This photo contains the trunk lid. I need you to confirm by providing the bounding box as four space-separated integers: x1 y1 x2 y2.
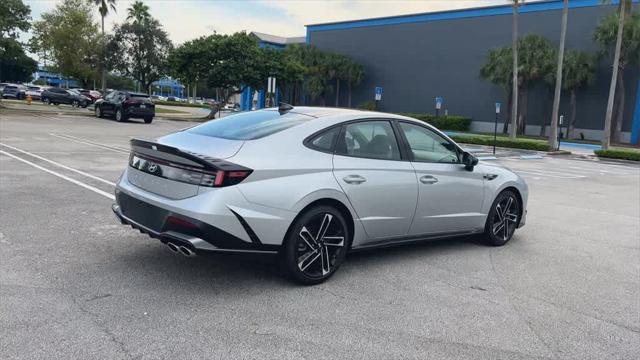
126 134 245 199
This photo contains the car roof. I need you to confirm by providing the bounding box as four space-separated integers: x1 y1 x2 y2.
262 106 421 124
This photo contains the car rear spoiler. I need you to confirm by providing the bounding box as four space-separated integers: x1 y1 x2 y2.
130 138 250 172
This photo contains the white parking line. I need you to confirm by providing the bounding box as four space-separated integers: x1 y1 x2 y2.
50 133 129 154
514 170 585 179
0 150 115 200
0 142 116 186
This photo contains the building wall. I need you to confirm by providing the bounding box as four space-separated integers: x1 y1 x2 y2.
307 0 639 141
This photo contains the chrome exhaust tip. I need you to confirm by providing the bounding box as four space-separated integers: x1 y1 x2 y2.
166 242 180 253
178 246 195 257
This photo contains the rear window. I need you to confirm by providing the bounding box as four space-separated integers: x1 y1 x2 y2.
129 93 149 99
187 110 313 140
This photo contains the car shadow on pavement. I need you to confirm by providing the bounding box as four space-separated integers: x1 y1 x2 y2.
96 234 487 292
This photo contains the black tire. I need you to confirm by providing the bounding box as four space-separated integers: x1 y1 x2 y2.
115 109 126 122
281 206 351 285
72 100 79 107
483 190 521 246
143 116 153 124
95 105 103 118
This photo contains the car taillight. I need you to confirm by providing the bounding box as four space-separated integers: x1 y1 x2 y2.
201 170 252 187
129 153 252 188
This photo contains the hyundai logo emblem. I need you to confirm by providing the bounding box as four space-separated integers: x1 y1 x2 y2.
147 163 158 172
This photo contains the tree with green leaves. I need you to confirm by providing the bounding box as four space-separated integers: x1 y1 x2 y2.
127 1 150 24
87 0 116 92
0 0 36 82
31 0 101 87
108 2 173 92
595 5 639 146
549 0 568 149
481 34 556 135
509 0 523 139
561 50 596 139
480 46 516 134
345 60 364 108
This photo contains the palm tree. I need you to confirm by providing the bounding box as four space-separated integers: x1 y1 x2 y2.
127 1 150 24
600 0 631 149
346 61 364 108
549 0 568 150
562 51 596 139
509 0 522 139
89 0 116 92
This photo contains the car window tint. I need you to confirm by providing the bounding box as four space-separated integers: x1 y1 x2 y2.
188 110 314 140
399 122 459 163
308 127 340 152
337 121 400 160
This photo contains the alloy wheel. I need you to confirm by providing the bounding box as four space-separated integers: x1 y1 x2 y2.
95 106 101 118
72 100 79 107
295 213 347 278
491 195 519 242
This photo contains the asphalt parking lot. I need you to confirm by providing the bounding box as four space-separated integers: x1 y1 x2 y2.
1 111 639 359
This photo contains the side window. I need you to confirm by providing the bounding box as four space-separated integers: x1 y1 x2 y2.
336 121 400 160
399 122 460 163
104 91 114 100
307 127 340 153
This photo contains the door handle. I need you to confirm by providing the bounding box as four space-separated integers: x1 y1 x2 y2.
343 175 366 184
419 175 438 184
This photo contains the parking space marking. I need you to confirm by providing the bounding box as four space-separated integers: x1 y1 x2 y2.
50 133 130 154
0 150 115 200
514 170 586 179
0 142 116 186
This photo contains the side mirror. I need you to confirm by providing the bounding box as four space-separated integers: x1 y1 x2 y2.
462 151 479 171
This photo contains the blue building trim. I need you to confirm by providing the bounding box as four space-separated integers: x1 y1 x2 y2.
631 78 640 145
306 0 629 36
258 89 266 108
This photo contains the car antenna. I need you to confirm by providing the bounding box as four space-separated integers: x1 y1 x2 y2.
278 102 294 115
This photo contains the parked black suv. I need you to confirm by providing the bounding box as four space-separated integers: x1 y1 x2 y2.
94 91 155 123
41 88 90 107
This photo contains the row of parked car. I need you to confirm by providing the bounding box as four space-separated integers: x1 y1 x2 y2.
0 83 103 108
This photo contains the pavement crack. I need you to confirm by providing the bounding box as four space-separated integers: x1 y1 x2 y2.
63 288 134 359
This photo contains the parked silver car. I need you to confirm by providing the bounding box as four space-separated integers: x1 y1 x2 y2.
112 105 528 284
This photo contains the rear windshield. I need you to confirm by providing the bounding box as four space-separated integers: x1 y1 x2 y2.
187 110 313 140
129 93 149 98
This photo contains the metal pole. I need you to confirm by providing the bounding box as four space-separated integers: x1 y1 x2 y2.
494 112 499 155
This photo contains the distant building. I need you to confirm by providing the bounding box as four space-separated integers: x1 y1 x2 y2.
151 77 185 98
306 0 640 144
32 66 80 88
239 32 306 110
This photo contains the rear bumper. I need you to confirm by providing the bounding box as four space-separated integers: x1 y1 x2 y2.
125 107 154 118
112 191 280 255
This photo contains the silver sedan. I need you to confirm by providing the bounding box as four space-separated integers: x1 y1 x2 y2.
112 104 528 284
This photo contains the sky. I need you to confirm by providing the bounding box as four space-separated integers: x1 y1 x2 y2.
24 0 518 45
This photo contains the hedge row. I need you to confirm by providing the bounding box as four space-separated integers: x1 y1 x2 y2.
594 149 640 161
450 135 552 151
152 100 211 109
400 113 472 132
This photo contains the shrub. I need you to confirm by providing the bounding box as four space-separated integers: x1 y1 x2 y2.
400 113 471 132
450 135 551 151
153 100 211 109
357 100 377 111
594 149 640 161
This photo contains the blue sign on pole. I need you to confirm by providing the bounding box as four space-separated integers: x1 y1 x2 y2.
375 86 383 101
495 102 501 114
435 96 443 110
